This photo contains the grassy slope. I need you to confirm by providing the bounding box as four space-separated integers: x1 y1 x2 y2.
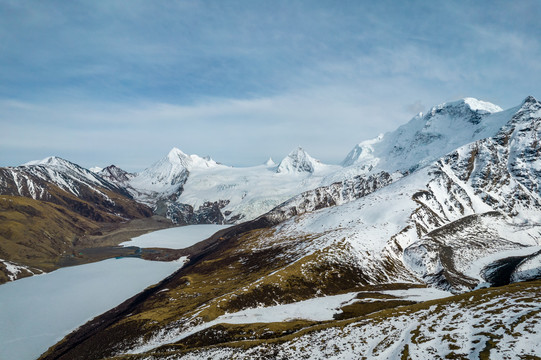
0 194 167 284
0 195 99 282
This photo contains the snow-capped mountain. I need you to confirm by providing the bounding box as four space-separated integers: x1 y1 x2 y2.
81 96 540 232
99 164 133 188
264 157 276 167
400 96 541 290
176 147 340 223
13 156 121 198
0 156 150 220
98 148 225 223
168 98 520 225
131 147 219 196
96 98 526 226
101 146 340 224
108 147 220 201
341 98 507 174
248 96 541 294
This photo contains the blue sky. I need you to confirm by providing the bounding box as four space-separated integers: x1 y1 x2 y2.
1 0 540 170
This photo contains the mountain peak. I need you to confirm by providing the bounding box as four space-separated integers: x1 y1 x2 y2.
131 147 219 193
99 165 133 184
461 98 502 113
23 156 58 166
166 147 190 164
427 98 502 119
265 157 276 166
164 147 218 170
292 146 307 155
342 97 511 173
277 147 320 174
522 95 539 107
22 156 77 169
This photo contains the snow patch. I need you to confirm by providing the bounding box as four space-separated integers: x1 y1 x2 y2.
0 259 42 281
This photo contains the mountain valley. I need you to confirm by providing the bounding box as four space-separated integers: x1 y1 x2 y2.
2 96 541 359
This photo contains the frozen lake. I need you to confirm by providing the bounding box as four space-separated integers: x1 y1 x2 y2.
120 224 230 249
0 257 186 360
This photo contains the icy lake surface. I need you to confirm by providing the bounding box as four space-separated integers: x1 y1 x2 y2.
0 257 186 360
120 224 231 249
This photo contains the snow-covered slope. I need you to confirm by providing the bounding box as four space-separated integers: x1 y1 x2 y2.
180 280 541 360
177 158 341 224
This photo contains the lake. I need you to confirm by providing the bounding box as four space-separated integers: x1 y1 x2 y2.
120 224 230 248
0 224 228 360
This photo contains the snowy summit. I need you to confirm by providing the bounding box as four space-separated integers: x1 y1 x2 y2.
342 97 507 173
276 147 322 174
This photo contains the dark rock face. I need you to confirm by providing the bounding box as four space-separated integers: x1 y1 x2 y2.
160 200 230 225
98 165 134 184
481 255 528 287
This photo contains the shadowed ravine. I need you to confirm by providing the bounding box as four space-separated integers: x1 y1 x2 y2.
481 254 530 287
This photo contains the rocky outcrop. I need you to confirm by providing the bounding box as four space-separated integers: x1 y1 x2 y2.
161 200 230 225
264 171 395 225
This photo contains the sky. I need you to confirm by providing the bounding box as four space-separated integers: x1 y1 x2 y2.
1 0 540 171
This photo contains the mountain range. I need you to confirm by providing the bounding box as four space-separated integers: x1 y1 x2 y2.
2 96 541 359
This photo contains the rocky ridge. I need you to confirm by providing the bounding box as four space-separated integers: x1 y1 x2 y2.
0 158 154 282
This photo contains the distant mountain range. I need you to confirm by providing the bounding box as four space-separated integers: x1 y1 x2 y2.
98 145 340 224
2 96 541 359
